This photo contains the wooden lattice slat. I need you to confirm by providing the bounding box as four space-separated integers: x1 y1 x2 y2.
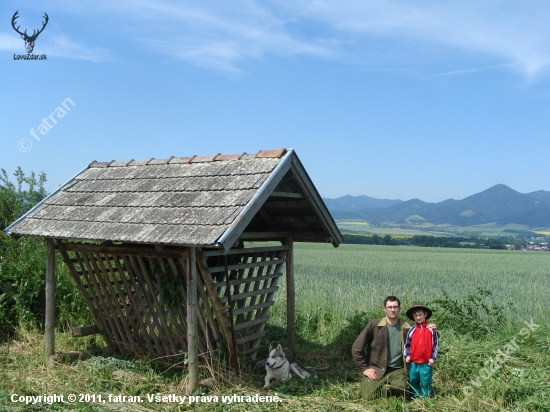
202 246 287 360
59 242 288 362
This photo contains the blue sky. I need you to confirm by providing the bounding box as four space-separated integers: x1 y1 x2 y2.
1 1 549 202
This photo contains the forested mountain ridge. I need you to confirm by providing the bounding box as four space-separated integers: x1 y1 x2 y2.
324 185 550 228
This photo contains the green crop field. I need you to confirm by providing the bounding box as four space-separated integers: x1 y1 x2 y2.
270 243 550 343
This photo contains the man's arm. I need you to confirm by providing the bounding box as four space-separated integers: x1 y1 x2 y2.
403 325 414 358
427 323 440 341
351 321 374 373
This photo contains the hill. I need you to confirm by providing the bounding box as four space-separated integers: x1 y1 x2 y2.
322 194 402 212
324 185 550 228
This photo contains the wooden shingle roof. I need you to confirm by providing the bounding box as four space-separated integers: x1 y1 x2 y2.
5 148 342 250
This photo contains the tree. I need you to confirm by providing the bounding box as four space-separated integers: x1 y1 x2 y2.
381 234 393 245
0 167 47 231
0 167 48 336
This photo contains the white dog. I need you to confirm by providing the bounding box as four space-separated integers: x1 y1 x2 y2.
263 344 310 388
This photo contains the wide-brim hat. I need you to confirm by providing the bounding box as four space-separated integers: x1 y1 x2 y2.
406 302 432 320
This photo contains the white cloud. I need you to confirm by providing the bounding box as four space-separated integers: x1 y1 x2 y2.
43 34 111 62
35 0 550 77
276 0 550 79
75 0 334 71
0 33 20 50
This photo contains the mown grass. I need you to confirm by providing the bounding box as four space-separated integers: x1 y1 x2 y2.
1 244 549 411
1 316 548 411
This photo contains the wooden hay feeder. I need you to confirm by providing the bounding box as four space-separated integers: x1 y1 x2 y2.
4 148 342 389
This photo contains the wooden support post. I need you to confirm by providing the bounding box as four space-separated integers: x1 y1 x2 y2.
187 247 199 392
45 239 56 366
285 237 296 354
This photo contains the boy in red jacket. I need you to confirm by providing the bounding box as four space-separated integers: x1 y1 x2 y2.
404 302 439 398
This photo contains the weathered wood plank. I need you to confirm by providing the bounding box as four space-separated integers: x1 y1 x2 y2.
233 316 270 332
212 272 282 289
134 256 176 355
85 252 129 348
78 251 123 347
57 243 113 348
239 232 291 240
208 257 286 273
187 247 199 392
244 252 272 323
219 286 279 304
72 325 100 337
234 330 265 344
99 254 145 353
134 256 177 355
232 300 274 316
258 208 278 231
269 191 303 198
232 253 259 325
62 242 188 259
45 239 56 366
201 244 288 257
196 250 233 349
111 254 150 353
249 250 286 354
89 253 134 349
285 238 296 354
152 258 189 353
121 255 163 353
165 258 190 348
195 266 219 344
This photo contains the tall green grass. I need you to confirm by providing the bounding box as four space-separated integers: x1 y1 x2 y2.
270 243 549 344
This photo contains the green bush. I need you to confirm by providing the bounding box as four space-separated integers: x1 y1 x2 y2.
428 287 513 339
0 167 91 338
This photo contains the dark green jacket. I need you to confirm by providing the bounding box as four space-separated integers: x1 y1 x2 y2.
351 317 411 380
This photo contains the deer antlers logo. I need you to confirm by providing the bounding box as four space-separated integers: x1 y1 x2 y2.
11 11 49 54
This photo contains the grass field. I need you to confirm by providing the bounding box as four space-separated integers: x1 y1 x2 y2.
270 243 550 343
1 243 549 411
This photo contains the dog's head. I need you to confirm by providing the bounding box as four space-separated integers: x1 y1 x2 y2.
266 344 287 368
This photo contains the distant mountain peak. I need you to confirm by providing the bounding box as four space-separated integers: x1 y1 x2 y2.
322 194 403 212
324 185 550 228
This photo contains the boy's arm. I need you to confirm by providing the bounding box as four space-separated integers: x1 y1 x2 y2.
431 328 439 360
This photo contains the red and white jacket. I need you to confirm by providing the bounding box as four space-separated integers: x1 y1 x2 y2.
404 322 439 363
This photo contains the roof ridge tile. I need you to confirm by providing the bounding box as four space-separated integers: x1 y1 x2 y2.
89 149 287 168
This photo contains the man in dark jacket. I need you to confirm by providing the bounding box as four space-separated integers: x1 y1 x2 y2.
351 296 412 400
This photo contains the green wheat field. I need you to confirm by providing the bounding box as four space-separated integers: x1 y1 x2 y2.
288 243 549 325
